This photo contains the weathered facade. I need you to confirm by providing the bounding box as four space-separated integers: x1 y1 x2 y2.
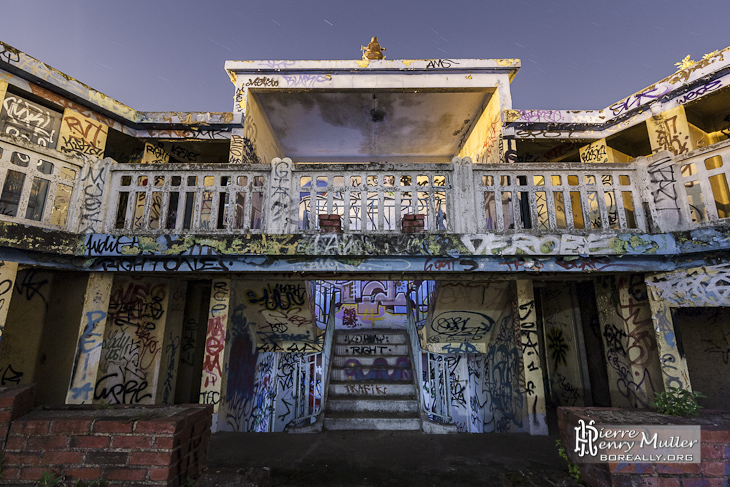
0 39 728 437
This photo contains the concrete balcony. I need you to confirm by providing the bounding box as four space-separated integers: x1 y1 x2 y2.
0 132 728 268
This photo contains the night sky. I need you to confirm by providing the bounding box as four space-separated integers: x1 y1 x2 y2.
3 0 729 113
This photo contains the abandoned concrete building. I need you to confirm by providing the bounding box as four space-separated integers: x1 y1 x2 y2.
0 39 728 438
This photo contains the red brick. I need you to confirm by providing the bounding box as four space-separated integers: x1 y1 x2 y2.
0 409 12 422
4 434 26 450
43 450 84 464
682 479 726 487
106 468 148 481
148 467 174 481
111 435 153 449
153 436 176 449
0 396 14 407
643 478 681 487
0 467 20 480
701 443 725 459
65 467 104 480
26 435 69 451
70 435 111 449
10 420 51 435
656 462 702 474
609 462 655 474
93 420 134 434
129 451 173 466
50 418 94 434
85 450 129 465
135 420 178 435
19 466 47 480
701 429 730 442
3 452 42 466
702 460 730 477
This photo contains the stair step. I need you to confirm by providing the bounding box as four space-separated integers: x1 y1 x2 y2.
327 396 418 413
335 332 407 345
329 382 417 397
324 413 421 431
332 355 412 367
334 343 409 356
330 367 413 382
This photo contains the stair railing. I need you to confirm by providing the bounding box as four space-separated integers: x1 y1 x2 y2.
290 292 336 426
407 297 452 423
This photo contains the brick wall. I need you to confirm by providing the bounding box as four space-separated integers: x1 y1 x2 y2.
558 407 730 487
0 384 34 451
1 404 212 487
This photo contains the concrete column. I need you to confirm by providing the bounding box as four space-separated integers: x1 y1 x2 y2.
0 261 18 343
451 157 478 234
595 276 663 408
66 273 114 404
515 280 548 435
268 158 293 234
541 285 586 407
199 278 233 431
156 281 188 405
646 285 691 391
94 278 170 405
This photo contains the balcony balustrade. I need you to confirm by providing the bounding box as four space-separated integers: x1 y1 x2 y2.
0 134 87 232
0 133 729 240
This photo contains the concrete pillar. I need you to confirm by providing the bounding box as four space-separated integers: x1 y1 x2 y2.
646 285 691 391
175 282 209 404
515 280 548 435
579 138 631 164
66 273 114 404
156 281 188 405
451 157 478 234
0 261 18 343
0 267 51 387
199 278 233 431
0 80 7 106
541 284 587 407
95 278 170 405
646 105 705 156
268 158 293 234
594 276 663 408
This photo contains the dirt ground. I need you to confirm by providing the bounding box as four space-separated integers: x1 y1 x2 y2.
198 430 584 487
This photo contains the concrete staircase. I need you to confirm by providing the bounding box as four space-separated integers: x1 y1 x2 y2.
324 329 421 431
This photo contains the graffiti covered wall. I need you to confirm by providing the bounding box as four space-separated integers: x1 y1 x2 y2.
595 275 662 408
96 278 170 405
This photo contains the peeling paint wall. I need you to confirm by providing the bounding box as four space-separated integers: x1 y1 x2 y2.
458 89 501 164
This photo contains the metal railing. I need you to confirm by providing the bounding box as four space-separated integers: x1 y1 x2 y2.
0 134 87 231
407 289 452 423
289 291 336 426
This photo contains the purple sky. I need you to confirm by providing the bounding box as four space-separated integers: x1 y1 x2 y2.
3 0 730 113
